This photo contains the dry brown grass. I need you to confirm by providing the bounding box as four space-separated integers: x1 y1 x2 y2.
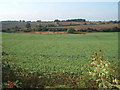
27 31 87 34
29 31 67 34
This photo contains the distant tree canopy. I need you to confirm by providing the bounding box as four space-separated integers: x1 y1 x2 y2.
54 19 60 22
27 21 31 22
22 20 25 22
26 22 31 28
2 20 120 23
1 21 19 23
54 19 86 22
36 20 41 22
63 19 86 22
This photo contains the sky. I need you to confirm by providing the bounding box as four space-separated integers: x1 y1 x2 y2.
0 0 119 21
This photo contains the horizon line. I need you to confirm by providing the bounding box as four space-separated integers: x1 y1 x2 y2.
0 19 119 22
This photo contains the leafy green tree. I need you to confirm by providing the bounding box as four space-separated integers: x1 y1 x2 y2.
67 28 75 33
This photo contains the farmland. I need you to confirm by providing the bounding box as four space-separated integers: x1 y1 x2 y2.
2 32 119 88
51 23 118 30
2 20 119 31
1 0 120 88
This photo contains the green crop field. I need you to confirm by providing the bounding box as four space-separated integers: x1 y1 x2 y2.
2 32 118 74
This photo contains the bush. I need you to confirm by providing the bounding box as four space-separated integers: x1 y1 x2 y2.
82 50 120 88
67 28 75 33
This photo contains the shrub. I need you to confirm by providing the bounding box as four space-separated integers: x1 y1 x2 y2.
84 50 120 88
67 28 75 33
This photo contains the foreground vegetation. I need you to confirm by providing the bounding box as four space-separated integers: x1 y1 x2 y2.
2 32 120 88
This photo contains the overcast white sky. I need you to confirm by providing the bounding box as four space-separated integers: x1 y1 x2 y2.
0 0 119 21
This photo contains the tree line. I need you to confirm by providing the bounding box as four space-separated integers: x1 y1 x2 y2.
54 19 86 22
2 20 120 23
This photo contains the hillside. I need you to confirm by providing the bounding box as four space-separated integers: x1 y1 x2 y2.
1 20 119 33
50 23 118 30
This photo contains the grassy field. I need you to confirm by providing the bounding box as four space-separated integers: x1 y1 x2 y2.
2 32 118 74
